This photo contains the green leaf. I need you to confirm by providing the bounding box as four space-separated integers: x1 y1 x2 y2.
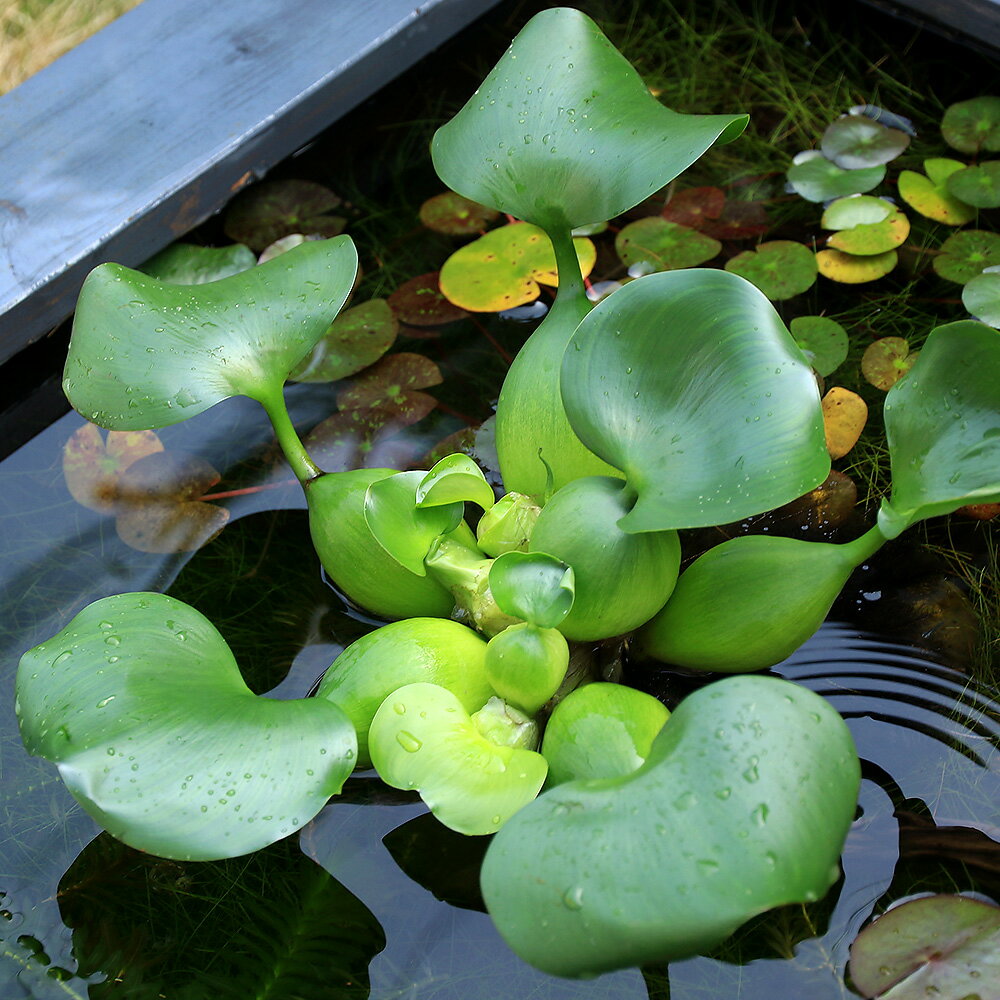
614 218 721 272
723 240 817 299
476 491 541 556
416 454 496 511
63 236 358 428
941 96 1000 154
431 7 747 232
369 683 547 835
963 270 1000 328
820 116 910 168
480 674 860 977
790 316 849 376
488 551 575 628
140 242 257 284
16 593 356 861
541 682 669 786
363 470 465 576
289 299 398 383
560 269 830 532
484 623 569 714
849 895 1000 999
897 159 977 225
821 196 910 256
946 161 1000 209
933 229 1000 284
786 152 885 202
879 320 1000 537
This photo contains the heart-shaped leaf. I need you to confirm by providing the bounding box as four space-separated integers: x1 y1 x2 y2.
786 152 885 202
941 96 1000 154
946 161 1000 209
861 337 918 391
63 423 164 513
560 269 829 532
484 622 569 714
140 242 257 284
416 454 495 511
419 191 500 235
480 674 860 977
64 236 358 428
963 270 1000 327
223 179 345 250
388 272 469 326
849 895 1000 999
790 315 849 376
933 229 1000 284
431 7 747 232
489 551 575 628
821 117 910 169
879 320 1000 537
724 240 817 299
898 159 977 225
16 593 356 860
290 299 398 383
615 218 721 272
816 248 897 283
822 386 868 459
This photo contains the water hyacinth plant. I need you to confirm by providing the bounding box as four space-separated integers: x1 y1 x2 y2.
16 5 1000 979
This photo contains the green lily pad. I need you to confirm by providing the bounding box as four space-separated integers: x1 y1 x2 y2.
388 272 469 326
963 270 1000 327
615 218 721 272
561 269 829 532
932 229 1000 284
16 593 356 861
488 551 575 628
821 194 893 229
825 204 909 256
416 454 496 511
661 186 725 228
419 191 500 235
849 895 1000 999
786 152 886 202
941 96 1000 154
431 7 747 232
816 248 897 283
821 116 910 169
723 240 817 299
336 352 442 419
946 161 1000 209
861 337 917 391
789 316 849 376
290 299 398 383
879 320 1000 537
438 223 596 311
224 179 346 251
897 159 977 225
140 242 257 284
480 674 860 977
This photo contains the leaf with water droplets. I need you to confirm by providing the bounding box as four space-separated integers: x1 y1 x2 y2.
140 242 257 284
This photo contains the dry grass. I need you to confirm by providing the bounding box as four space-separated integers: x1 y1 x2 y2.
1 0 143 95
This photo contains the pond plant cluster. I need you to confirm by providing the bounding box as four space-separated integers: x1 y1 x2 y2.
15 5 1000 991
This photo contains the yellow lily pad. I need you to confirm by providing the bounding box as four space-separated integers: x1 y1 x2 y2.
821 387 868 459
822 196 909 255
816 248 897 284
439 223 596 311
898 159 977 225
861 337 919 390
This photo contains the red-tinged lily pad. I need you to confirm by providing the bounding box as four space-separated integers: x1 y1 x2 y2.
700 199 770 240
140 243 257 284
724 240 817 300
660 186 725 228
849 895 1000 999
933 230 1000 284
388 272 469 326
946 161 1000 209
816 248 897 283
419 192 500 235
861 337 918 390
438 223 596 312
821 386 868 459
421 426 479 468
787 152 886 202
290 299 398 383
790 315 849 376
337 352 442 416
223 180 346 251
963 270 1000 327
898 159 977 225
303 405 435 472
941 96 1000 154
63 423 164 513
821 116 910 169
823 197 909 255
615 218 721 272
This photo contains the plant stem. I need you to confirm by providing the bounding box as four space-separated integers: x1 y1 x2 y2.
841 522 890 566
548 226 588 310
255 384 322 485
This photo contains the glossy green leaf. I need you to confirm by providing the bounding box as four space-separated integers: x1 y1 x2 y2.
561 269 830 532
946 161 1000 209
723 240 817 300
416 454 496 511
786 152 885 202
820 116 910 168
16 593 356 861
488 551 575 628
790 316 849 376
933 229 1000 284
476 491 541 556
431 7 747 232
315 617 493 768
879 320 1000 538
63 236 358 428
289 299 398 383
369 683 547 835
820 194 892 228
364 470 465 576
140 242 257 284
541 683 669 786
897 159 977 225
963 270 1000 327
615 218 721 272
941 96 1000 154
481 674 860 977
485 623 569 714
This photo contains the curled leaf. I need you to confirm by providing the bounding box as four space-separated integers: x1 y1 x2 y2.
416 454 495 511
489 551 575 629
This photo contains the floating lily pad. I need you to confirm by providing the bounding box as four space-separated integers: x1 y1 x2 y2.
821 387 868 459
946 161 1000 209
290 299 398 383
336 352 442 421
963 270 1000 327
821 116 910 169
823 199 909 256
660 186 725 228
63 423 164 513
849 895 1000 999
787 153 886 202
941 96 1000 154
439 223 596 311
388 272 469 327
615 218 721 272
700 199 770 240
724 240 817 299
932 230 1000 284
304 404 436 472
861 337 918 391
789 316 849 376
897 159 977 225
419 192 500 235
140 243 257 284
224 179 346 251
821 195 892 229
816 248 897 283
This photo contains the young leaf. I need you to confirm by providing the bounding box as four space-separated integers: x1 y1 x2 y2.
723 240 817 300
560 269 830 532
488 551 575 628
16 593 356 861
140 242 257 284
480 674 860 977
476 491 541 556
431 7 747 232
416 454 495 511
484 622 569 714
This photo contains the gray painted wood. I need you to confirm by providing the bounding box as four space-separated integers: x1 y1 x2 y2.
877 0 1000 50
0 0 502 366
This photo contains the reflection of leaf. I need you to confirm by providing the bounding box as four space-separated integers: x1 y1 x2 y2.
724 240 817 299
941 95 1000 154
615 218 721 272
304 405 436 472
419 192 499 235
946 161 1000 209
822 387 868 459
933 230 1000 284
790 315 849 376
821 116 910 169
63 423 164 513
816 248 897 283
140 242 257 284
661 186 725 228
787 152 885 202
223 179 345 251
337 353 442 419
862 337 918 391
387 272 468 326
290 299 398 383
898 159 977 225
963 271 1000 328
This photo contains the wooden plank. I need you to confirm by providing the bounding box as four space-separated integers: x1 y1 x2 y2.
0 0 502 366
865 0 1000 50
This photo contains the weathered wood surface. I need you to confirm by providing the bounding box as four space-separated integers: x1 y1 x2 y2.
878 0 1000 49
0 0 502 366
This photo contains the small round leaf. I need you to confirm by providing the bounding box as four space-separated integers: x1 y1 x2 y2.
290 299 398 383
861 337 917 390
821 116 910 169
934 229 1000 284
224 179 345 251
786 156 885 202
897 159 977 225
419 192 500 235
963 271 1000 327
789 315 849 376
946 161 1000 209
723 240 817 299
816 248 897 283
615 218 721 272
941 96 1000 154
821 387 868 458
488 551 575 628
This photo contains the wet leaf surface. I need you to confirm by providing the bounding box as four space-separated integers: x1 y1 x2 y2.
615 217 721 271
816 247 897 283
223 179 346 251
724 240 817 299
861 337 918 390
946 161 1000 209
290 299 398 383
897 159 977 225
140 242 257 284
660 185 725 228
387 272 469 326
941 95 1000 154
63 423 164 512
790 315 849 376
418 191 500 235
932 230 1000 284
821 386 868 458
962 270 1000 327
787 152 886 202
821 116 910 169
